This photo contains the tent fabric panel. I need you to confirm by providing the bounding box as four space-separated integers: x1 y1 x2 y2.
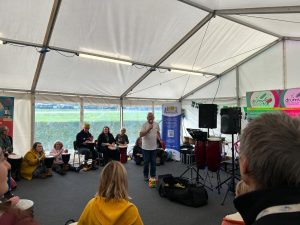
231 14 300 37
0 0 52 43
50 0 207 64
36 51 148 97
186 70 237 100
0 92 32 156
0 45 40 90
239 42 283 96
192 0 300 10
286 40 300 89
128 70 212 99
162 16 278 74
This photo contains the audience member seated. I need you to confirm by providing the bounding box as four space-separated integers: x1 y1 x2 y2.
0 126 13 154
76 123 98 171
20 142 50 180
97 126 119 163
0 148 39 225
234 113 300 225
133 137 143 165
222 180 252 225
77 161 143 225
115 128 129 145
156 139 167 166
50 141 75 175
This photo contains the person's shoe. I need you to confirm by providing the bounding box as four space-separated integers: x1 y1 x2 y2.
82 164 92 172
144 176 149 181
75 164 84 172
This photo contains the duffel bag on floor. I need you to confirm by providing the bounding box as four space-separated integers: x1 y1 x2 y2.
157 174 208 207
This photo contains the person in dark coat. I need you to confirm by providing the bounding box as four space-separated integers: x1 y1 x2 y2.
97 126 118 164
235 112 300 225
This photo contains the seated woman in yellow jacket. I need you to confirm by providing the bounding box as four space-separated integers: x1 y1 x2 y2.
78 161 143 225
20 142 49 180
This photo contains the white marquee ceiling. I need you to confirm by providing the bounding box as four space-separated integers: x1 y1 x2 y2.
1 0 300 100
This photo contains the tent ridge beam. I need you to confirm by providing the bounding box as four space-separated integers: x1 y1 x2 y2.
177 0 214 13
120 12 214 98
31 0 62 92
216 6 300 15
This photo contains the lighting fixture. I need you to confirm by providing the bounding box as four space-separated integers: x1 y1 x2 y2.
79 53 132 65
0 40 3 45
171 69 203 76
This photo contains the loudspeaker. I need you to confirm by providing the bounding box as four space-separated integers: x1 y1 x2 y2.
198 104 217 128
220 107 242 134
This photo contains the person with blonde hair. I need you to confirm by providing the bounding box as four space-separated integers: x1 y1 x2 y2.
222 180 252 225
78 161 143 225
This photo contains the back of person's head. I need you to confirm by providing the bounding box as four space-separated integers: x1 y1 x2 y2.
98 161 128 201
235 180 251 197
239 112 300 190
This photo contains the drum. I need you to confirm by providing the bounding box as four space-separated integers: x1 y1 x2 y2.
15 199 34 217
119 144 128 163
7 154 22 180
62 153 71 164
194 141 206 169
108 145 117 151
44 155 54 168
206 138 222 172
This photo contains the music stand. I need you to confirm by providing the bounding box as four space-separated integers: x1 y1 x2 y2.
180 129 212 190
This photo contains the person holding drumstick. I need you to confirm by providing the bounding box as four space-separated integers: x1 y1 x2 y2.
20 142 49 180
97 126 118 164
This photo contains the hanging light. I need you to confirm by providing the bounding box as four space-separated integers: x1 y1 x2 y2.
171 69 202 76
79 53 132 65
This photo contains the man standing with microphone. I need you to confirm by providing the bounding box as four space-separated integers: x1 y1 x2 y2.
140 112 162 181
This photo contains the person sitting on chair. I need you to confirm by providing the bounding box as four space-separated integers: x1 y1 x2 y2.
0 126 13 155
133 137 143 166
115 128 129 145
97 126 118 164
78 161 143 225
234 112 300 225
20 142 50 180
76 123 98 171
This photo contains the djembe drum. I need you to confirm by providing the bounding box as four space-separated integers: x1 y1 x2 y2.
62 153 71 164
44 155 54 168
7 154 22 180
15 199 34 217
119 144 128 163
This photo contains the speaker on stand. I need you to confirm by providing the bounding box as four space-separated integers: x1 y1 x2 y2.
218 107 242 205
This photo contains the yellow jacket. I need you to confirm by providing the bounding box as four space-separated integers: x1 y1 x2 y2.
78 196 143 225
20 149 45 180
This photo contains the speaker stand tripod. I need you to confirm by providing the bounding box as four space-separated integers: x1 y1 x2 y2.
214 134 240 205
180 162 213 191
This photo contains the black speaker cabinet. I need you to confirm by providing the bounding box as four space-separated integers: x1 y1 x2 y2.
198 104 217 128
220 107 242 134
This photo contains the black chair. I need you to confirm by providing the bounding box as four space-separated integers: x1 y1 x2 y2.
72 141 82 167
